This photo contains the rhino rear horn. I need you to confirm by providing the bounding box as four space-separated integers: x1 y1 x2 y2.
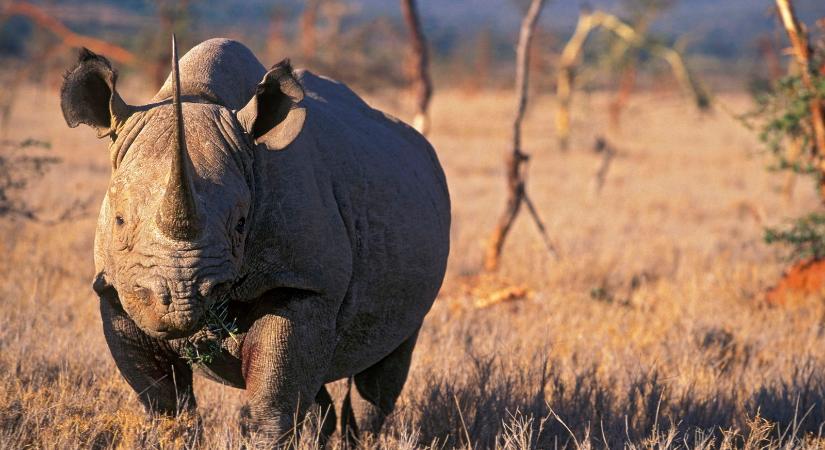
237 59 306 150
60 48 133 137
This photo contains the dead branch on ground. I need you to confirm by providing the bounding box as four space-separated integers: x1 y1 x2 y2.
484 0 558 272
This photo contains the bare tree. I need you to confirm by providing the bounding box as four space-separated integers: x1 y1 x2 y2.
317 0 358 69
265 5 289 64
472 28 494 92
401 0 433 135
301 0 322 60
606 7 656 130
555 7 708 150
484 0 558 272
756 34 784 84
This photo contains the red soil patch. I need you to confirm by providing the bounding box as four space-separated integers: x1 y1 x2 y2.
765 258 825 307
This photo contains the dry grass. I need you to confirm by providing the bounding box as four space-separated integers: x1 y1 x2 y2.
2 82 825 449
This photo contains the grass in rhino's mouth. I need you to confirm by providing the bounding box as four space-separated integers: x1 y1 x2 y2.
180 299 239 366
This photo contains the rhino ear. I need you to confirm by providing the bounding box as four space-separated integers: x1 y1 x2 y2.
237 59 306 150
60 48 133 138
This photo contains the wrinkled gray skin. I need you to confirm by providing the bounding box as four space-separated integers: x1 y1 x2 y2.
59 38 450 446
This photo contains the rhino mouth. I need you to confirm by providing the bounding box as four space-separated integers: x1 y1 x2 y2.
119 295 206 339
119 283 233 339
155 308 206 339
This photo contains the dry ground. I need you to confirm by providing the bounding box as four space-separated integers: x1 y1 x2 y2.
2 81 825 449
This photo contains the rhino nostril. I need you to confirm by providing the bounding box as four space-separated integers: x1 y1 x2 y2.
133 286 153 306
158 291 172 306
133 284 172 307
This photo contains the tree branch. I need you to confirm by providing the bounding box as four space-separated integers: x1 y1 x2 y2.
555 8 708 150
3 1 137 65
775 0 825 167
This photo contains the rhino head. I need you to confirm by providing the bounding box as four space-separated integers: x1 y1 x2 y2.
61 37 305 339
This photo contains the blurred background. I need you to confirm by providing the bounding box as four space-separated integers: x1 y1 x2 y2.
0 0 821 99
4 1 825 448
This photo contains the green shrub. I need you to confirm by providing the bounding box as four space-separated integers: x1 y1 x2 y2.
765 213 825 262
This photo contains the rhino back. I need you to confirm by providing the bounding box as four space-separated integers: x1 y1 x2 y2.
293 71 450 377
152 38 266 110
245 70 449 377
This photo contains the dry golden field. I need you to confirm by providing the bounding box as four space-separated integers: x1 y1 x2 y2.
2 81 825 449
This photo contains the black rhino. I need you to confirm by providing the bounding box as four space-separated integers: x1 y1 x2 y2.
60 37 450 446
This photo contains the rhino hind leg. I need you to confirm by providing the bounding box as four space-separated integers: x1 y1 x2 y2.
314 385 337 447
100 297 196 416
344 328 421 446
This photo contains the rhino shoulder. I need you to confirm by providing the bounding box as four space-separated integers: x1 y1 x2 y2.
293 70 372 112
294 70 432 151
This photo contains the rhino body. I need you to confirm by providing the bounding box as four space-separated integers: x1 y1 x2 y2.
61 38 450 444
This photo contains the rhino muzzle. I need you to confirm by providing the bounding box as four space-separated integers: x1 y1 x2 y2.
123 276 230 339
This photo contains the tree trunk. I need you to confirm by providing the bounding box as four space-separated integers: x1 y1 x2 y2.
301 0 322 60
401 0 433 135
775 0 825 199
484 0 557 271
555 8 596 151
608 65 636 130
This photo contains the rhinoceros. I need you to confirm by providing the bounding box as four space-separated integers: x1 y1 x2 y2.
59 37 450 445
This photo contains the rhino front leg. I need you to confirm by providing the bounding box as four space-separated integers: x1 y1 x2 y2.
100 295 196 416
241 294 336 447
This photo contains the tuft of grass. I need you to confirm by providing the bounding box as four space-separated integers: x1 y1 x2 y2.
180 299 239 366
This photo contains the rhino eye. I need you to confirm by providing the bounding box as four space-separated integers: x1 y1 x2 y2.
235 216 246 234
115 215 125 226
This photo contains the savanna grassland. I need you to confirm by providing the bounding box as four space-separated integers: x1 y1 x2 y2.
2 80 825 449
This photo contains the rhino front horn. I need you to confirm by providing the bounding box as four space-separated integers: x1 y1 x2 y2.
156 34 201 241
